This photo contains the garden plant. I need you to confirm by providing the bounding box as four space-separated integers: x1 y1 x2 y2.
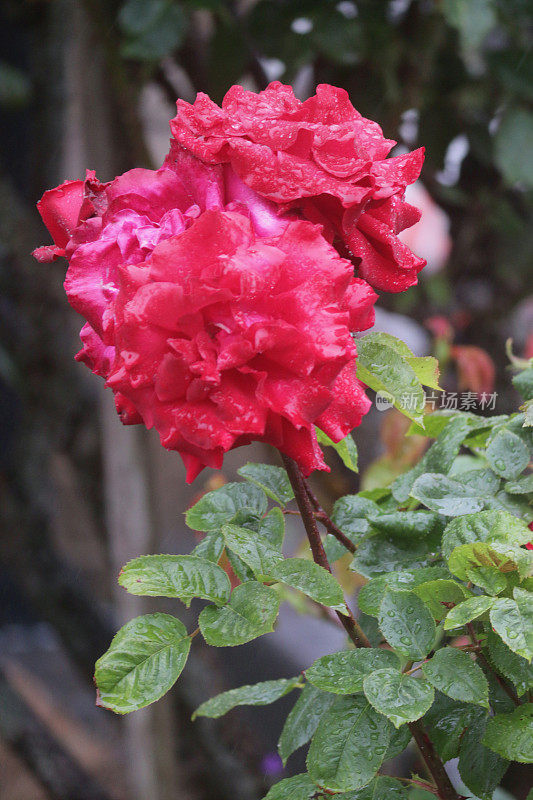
33 82 533 800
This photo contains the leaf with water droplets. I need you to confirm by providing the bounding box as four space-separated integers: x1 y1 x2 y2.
95 613 191 714
410 473 485 516
267 557 348 613
490 588 533 661
118 554 230 606
222 523 283 579
305 649 401 695
486 429 529 480
358 567 450 617
193 677 301 719
441 509 532 561
306 695 390 792
186 482 267 532
363 668 434 728
238 463 294 506
458 716 510 800
277 683 335 766
444 595 495 630
378 590 436 660
316 428 359 472
199 582 279 647
485 630 533 697
422 647 489 707
483 703 533 763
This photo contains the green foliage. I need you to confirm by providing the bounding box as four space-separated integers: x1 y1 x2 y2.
483 703 533 763
421 647 489 707
458 717 510 800
94 614 191 713
305 649 400 695
118 0 188 61
118 554 230 605
306 695 390 792
378 590 436 660
267 558 348 613
363 668 434 728
316 428 359 472
278 683 335 766
237 463 294 506
193 677 301 719
95 363 532 800
356 332 440 426
185 482 267 531
199 581 279 646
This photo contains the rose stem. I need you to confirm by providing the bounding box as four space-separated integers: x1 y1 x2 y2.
280 453 463 800
280 453 369 648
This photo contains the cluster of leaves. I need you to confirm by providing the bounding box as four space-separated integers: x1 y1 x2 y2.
95 355 533 800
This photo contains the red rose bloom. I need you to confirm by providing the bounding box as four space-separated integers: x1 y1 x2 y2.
33 135 376 481
170 82 426 292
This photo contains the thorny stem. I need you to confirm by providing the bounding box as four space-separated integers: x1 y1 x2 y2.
280 453 462 800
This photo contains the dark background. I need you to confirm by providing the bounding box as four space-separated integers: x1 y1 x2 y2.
0 1 531 799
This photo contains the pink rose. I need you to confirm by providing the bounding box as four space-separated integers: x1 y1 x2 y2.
170 82 426 292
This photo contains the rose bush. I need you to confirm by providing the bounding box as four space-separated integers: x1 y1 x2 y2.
171 82 425 292
34 111 381 480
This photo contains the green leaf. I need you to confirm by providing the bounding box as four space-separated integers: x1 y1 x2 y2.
258 507 285 549
458 717 510 800
199 582 279 647
226 549 255 584
262 774 317 800
326 495 380 561
118 0 188 61
365 511 444 540
238 463 294 506
222 523 283 579
490 588 533 661
385 724 412 760
410 473 485 516
422 648 489 707
316 428 358 472
305 649 401 695
486 630 533 697
513 367 533 402
447 541 533 594
443 595 495 630
278 683 335 765
483 703 533 762
193 677 301 720
441 510 532 561
392 416 473 502
423 692 485 762
307 695 390 792
118 555 230 606
378 590 436 659
495 107 533 189
412 579 471 620
185 482 267 532
487 429 530 479
191 532 224 563
348 776 409 799
504 473 533 494
95 613 191 714
351 535 440 578
363 668 434 728
267 558 348 613
358 567 450 617
356 333 426 425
